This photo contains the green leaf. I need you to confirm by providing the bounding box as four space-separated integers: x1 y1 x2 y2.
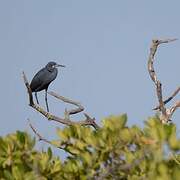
56 127 70 141
47 147 52 159
12 166 23 180
4 170 14 180
120 128 132 143
16 131 25 144
81 151 92 165
103 114 127 131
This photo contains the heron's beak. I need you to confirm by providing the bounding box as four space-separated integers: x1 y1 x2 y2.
55 64 66 68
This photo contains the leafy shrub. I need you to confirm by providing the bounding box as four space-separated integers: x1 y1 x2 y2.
0 115 180 179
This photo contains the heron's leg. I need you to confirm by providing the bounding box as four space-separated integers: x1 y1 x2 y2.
45 89 49 112
35 92 39 104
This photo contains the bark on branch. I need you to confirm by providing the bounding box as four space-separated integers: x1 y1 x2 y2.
48 91 84 117
28 120 75 155
23 72 99 130
147 38 179 123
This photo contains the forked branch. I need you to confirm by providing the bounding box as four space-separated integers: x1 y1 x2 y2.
23 72 99 130
153 87 180 110
148 38 179 123
48 91 84 117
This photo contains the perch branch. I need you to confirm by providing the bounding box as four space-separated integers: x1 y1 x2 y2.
48 91 84 116
22 72 34 106
147 38 179 123
23 72 99 130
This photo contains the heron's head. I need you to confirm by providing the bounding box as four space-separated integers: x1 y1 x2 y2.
46 61 65 71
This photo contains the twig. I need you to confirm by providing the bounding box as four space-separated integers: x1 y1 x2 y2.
147 38 179 123
48 91 84 116
167 101 180 119
28 120 75 155
148 38 177 83
22 72 34 106
170 152 180 165
153 87 180 110
28 120 51 144
23 72 99 130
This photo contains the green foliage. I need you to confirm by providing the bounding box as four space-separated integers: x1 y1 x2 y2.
0 115 180 179
0 131 62 179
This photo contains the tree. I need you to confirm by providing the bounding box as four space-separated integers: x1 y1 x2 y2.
1 39 179 179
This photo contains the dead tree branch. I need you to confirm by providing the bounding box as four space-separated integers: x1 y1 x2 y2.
23 72 99 130
48 91 84 117
28 120 52 144
28 120 75 155
148 38 179 123
153 87 180 110
167 101 180 119
23 72 34 106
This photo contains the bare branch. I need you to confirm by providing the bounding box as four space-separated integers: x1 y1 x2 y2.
28 120 51 144
22 71 34 106
167 101 180 119
148 39 177 83
28 120 75 155
156 81 166 116
83 113 100 130
153 87 180 110
48 91 84 116
147 38 179 123
23 72 99 130
158 38 178 44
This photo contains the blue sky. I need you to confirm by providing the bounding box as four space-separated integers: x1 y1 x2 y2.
0 1 179 152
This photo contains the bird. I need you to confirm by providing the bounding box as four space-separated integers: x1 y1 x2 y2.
30 61 65 112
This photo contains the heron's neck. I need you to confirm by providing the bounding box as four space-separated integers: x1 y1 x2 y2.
47 67 58 72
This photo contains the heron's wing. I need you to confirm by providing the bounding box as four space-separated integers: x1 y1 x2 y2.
30 68 58 92
42 68 58 85
30 68 47 91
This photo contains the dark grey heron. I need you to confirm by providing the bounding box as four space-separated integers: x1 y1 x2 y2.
30 61 65 112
